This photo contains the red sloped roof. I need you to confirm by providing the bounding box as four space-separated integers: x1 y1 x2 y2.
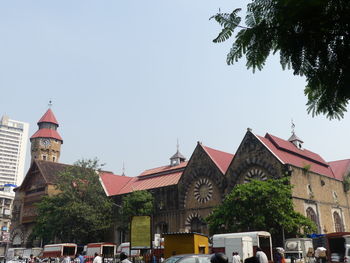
38 109 59 126
99 172 133 196
117 172 183 195
201 145 234 173
328 159 350 181
99 171 183 196
30 128 63 142
256 134 335 178
139 161 188 177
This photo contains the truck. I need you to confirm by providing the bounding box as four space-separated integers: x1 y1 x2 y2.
212 231 273 261
85 243 116 257
23 248 43 259
322 232 350 263
284 238 313 263
43 243 77 258
212 236 253 263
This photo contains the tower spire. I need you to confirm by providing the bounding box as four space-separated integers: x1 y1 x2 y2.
122 161 126 176
288 119 303 149
170 139 186 166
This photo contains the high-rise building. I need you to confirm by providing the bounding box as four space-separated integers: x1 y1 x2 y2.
0 116 29 187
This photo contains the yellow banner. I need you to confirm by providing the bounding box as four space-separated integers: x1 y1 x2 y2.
130 216 152 249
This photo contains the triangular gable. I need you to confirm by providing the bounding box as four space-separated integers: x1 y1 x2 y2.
16 161 46 191
201 145 234 174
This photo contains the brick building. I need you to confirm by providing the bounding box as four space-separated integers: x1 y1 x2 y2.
101 128 350 244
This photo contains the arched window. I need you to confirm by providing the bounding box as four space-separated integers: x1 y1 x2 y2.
333 211 344 232
190 217 204 233
306 207 319 230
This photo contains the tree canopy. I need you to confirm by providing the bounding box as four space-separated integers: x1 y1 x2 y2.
206 177 316 238
119 190 154 229
211 0 350 119
31 159 114 244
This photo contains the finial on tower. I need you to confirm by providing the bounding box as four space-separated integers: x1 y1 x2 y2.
122 161 126 176
48 99 53 108
291 118 295 134
288 119 303 149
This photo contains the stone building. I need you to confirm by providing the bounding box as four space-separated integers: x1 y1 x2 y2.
10 109 69 247
225 129 350 234
101 128 350 245
100 143 234 244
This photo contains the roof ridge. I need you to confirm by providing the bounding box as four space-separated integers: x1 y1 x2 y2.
266 133 329 167
200 144 232 174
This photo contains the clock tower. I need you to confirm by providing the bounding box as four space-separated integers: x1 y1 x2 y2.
30 108 63 163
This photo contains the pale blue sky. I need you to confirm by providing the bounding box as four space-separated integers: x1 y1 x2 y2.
1 0 349 178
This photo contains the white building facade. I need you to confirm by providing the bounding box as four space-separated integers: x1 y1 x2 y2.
0 116 29 187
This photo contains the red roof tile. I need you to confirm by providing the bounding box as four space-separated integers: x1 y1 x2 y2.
201 145 234 173
99 172 133 196
139 161 188 177
38 109 59 126
30 128 63 142
100 171 183 196
256 134 335 178
266 134 327 165
328 159 350 181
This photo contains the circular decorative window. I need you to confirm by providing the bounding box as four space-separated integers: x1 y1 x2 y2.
244 168 268 183
194 178 213 203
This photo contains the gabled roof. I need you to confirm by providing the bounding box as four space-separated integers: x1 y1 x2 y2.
99 172 133 196
328 159 350 181
201 145 234 174
18 160 71 190
100 143 234 197
139 161 188 177
30 128 63 142
255 133 335 178
38 109 59 126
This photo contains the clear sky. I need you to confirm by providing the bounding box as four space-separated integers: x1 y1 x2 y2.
1 0 349 178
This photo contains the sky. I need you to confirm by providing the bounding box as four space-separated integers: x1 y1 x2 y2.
1 0 349 179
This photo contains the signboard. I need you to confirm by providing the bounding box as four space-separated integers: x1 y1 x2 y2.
130 216 152 250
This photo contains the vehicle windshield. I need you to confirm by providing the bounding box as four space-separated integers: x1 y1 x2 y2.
285 253 302 259
164 256 183 263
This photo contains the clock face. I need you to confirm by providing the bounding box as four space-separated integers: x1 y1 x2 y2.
194 178 213 204
41 139 51 147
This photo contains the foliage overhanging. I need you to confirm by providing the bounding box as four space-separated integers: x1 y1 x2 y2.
211 0 350 119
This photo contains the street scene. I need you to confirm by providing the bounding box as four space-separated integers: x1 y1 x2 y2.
1 1 350 263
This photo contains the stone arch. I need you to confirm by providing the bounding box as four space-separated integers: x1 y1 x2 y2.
185 212 206 233
229 157 279 188
10 227 24 246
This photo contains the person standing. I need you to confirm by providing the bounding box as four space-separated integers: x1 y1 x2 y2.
78 254 85 263
256 248 268 263
93 253 102 263
119 252 132 263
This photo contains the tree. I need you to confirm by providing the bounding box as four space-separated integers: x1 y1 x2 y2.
119 190 154 229
206 177 316 239
211 0 350 119
31 159 114 244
